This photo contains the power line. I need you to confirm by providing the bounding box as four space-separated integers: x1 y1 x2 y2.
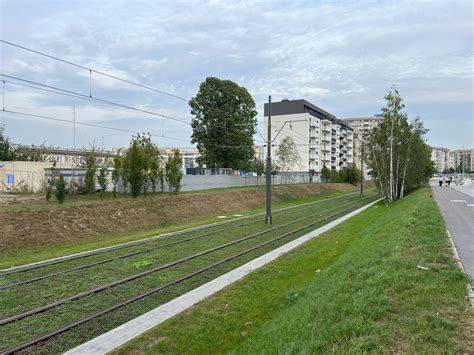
0 109 190 143
0 40 189 102
1 75 192 125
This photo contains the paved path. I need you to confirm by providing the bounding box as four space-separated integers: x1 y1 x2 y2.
431 184 474 284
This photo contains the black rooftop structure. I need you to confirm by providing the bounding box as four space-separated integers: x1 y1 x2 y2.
263 99 353 130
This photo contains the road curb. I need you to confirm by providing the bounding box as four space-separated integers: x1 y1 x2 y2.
445 228 474 307
65 198 381 355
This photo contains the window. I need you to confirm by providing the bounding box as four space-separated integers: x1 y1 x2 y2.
184 157 195 168
6 174 14 185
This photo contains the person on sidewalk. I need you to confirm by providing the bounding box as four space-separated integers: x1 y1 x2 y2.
439 176 443 187
447 176 452 187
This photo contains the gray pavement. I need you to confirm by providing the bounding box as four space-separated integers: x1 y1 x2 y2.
431 183 474 284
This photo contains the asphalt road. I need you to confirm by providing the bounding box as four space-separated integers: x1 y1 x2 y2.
431 183 474 284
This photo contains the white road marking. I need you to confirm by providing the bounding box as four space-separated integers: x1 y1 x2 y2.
450 200 467 203
467 204 474 207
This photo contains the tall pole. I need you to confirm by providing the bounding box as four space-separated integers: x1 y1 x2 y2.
266 95 272 224
360 141 364 197
72 105 76 193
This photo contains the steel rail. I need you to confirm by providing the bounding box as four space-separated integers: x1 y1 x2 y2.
0 189 371 277
0 193 369 290
0 197 379 355
0 196 375 326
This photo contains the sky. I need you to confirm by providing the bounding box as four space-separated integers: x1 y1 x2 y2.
0 0 473 151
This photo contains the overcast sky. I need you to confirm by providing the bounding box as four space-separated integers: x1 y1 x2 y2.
0 0 472 151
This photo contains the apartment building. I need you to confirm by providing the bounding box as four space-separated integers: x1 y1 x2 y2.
342 116 384 138
430 146 450 173
429 147 474 173
451 149 474 173
263 99 355 175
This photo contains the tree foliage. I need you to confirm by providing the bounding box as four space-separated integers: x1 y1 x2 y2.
365 86 435 203
165 149 183 194
122 133 161 198
112 155 123 198
97 166 108 200
0 130 17 161
321 165 361 185
189 77 257 169
55 175 66 204
84 150 97 195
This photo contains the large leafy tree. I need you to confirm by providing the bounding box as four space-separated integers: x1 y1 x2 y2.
365 86 435 203
189 77 257 169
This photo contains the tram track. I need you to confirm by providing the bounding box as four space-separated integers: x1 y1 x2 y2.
1 196 379 354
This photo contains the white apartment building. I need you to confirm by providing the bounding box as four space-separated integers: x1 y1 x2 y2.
263 99 355 175
429 147 474 173
430 146 450 173
343 116 384 138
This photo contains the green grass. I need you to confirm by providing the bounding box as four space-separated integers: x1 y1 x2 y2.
0 188 364 269
114 187 471 354
0 192 379 353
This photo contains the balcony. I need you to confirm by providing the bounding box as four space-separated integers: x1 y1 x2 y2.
322 136 330 143
322 145 330 152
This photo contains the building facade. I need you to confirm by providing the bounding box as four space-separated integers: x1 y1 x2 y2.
342 116 384 138
263 99 355 174
430 147 474 173
160 147 200 174
430 146 450 173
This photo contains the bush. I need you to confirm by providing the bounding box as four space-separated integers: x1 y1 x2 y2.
45 179 53 202
97 166 108 200
55 175 66 204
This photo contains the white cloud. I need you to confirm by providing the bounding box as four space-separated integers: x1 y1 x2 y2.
0 0 472 149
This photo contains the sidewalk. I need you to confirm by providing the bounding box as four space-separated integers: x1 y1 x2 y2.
431 184 474 287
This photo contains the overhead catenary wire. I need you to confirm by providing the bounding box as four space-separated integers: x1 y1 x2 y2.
0 75 192 125
0 109 190 143
0 40 189 102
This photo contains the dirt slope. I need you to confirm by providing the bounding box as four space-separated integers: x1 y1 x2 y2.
0 184 357 255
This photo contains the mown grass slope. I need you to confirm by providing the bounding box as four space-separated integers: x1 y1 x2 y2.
0 183 359 268
115 187 472 354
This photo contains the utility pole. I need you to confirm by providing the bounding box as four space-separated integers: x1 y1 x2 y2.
360 141 364 197
72 105 76 194
266 95 272 224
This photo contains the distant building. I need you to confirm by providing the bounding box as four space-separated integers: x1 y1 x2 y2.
430 146 450 173
263 99 356 175
430 147 474 173
160 147 200 174
0 161 52 193
342 116 384 138
13 144 118 168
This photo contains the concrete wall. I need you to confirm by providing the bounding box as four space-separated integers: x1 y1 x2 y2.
160 173 320 192
0 161 54 193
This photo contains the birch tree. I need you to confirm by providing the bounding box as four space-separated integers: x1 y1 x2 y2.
365 87 434 203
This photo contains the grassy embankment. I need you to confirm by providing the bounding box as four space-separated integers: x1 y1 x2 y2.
115 187 472 354
0 183 364 269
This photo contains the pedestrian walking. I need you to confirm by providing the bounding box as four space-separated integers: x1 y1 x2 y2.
447 176 452 187
438 176 443 187
442 176 446 186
